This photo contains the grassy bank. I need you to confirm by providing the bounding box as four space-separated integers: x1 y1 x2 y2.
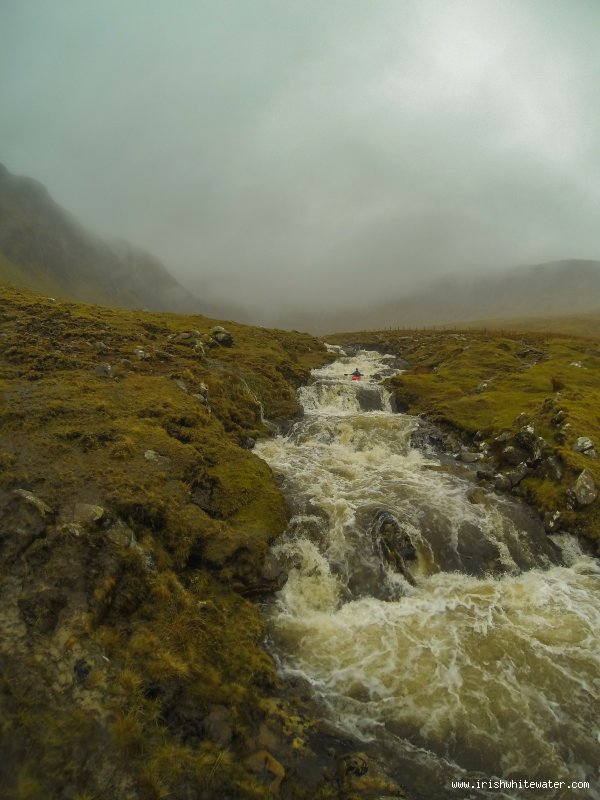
0 283 350 799
328 328 600 548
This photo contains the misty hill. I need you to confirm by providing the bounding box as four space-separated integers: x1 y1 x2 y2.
0 162 199 312
320 261 600 334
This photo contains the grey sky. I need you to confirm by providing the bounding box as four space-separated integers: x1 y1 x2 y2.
2 0 600 324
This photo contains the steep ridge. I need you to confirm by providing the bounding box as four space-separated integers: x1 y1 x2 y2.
0 162 198 312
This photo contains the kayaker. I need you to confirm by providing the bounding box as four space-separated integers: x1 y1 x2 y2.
351 368 362 378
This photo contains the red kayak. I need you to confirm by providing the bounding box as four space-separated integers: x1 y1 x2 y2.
351 375 362 381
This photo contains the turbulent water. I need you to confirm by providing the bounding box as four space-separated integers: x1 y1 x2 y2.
255 348 600 799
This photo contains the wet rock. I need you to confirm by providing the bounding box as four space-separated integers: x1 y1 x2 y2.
174 379 188 393
494 430 511 444
261 552 287 584
356 386 383 412
459 450 482 463
476 468 495 482
507 463 530 487
501 446 528 466
337 752 407 798
571 469 598 507
93 341 109 352
370 509 416 586
543 510 561 533
467 487 487 504
494 474 512 492
133 348 147 360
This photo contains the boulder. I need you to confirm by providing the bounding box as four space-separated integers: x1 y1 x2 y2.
507 463 530 487
494 474 512 492
573 437 596 458
72 503 105 527
515 425 546 464
501 446 528 466
370 509 416 585
572 469 598 507
551 410 568 426
93 363 113 378
459 450 482 463
212 326 234 347
534 455 563 482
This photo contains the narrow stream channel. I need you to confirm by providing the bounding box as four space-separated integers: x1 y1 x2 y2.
255 347 600 799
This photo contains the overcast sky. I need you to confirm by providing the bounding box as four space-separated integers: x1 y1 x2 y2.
2 0 600 324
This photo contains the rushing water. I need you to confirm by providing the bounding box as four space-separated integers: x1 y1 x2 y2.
255 348 600 799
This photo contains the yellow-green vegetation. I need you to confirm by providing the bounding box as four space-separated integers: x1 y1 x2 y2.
0 283 340 799
461 310 600 338
328 328 600 547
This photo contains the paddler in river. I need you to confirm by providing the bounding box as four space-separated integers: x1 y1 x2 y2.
351 368 363 379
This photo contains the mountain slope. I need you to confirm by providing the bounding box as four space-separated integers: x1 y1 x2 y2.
0 162 199 312
317 260 600 335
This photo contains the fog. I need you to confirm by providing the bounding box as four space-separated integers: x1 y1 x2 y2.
2 0 600 327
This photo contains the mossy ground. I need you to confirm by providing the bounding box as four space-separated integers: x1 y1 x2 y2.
0 283 341 799
328 327 600 548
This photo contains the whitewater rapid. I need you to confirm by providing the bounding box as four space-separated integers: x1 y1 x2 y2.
254 348 600 799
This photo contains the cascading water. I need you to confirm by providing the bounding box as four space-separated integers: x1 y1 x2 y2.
255 348 600 799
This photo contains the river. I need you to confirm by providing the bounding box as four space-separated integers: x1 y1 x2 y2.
254 347 600 799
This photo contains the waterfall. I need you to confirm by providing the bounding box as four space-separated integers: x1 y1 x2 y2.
254 349 600 799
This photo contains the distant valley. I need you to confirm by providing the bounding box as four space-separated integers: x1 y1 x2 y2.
1 162 600 337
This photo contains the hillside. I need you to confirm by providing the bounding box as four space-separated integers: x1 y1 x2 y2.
285 261 600 334
0 283 387 799
0 162 198 313
461 309 600 338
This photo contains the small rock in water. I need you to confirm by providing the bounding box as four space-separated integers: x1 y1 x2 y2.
459 450 482 463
